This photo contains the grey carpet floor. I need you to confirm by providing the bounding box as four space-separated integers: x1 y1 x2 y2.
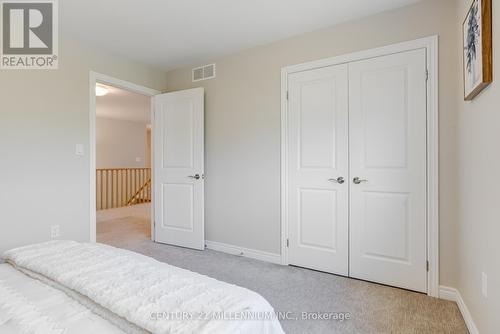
97 215 468 334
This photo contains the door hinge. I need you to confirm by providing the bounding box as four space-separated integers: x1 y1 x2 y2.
426 260 430 272
286 238 289 248
286 91 289 100
426 69 429 82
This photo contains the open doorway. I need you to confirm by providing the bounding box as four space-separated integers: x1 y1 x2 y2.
89 72 160 245
89 72 205 251
95 83 151 245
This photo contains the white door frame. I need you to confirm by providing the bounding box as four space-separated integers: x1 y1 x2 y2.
89 71 161 243
280 36 439 297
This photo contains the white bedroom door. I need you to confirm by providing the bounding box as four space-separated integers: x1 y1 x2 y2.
153 88 205 250
287 64 349 275
348 49 427 292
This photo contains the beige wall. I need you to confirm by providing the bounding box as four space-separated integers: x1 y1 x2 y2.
0 35 166 253
165 0 460 286
455 0 500 332
146 128 152 168
96 117 148 168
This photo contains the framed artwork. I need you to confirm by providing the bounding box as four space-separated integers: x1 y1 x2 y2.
462 0 493 100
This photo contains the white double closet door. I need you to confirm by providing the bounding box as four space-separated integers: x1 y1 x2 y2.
287 49 427 292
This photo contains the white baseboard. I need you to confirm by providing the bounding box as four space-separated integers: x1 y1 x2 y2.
439 286 479 334
205 240 282 264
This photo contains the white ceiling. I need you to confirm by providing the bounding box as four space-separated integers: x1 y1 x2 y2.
96 84 151 123
61 0 420 71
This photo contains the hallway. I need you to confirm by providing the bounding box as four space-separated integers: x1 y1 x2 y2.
97 203 151 244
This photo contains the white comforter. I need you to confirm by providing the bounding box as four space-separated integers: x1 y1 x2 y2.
2 241 284 334
0 263 127 334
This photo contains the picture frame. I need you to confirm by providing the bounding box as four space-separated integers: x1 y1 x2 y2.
462 0 493 100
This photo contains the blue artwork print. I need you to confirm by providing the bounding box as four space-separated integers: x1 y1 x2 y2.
465 0 480 74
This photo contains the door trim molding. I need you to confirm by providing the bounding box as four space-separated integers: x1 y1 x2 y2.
89 71 160 243
280 36 439 297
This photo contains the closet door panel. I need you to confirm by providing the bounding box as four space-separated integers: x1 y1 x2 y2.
348 49 427 292
287 64 349 275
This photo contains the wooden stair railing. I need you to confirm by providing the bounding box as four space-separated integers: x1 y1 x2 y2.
96 168 151 210
127 178 152 206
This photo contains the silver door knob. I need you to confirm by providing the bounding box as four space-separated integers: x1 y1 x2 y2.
188 174 201 180
328 177 345 184
353 177 368 184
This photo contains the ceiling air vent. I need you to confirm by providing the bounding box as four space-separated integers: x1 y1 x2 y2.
192 63 216 82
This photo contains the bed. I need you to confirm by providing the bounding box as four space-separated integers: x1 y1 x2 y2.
0 241 284 334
